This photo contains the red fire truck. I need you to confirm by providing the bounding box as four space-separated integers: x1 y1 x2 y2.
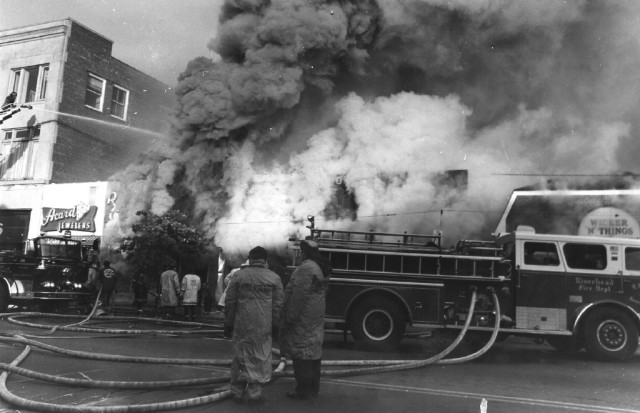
288 221 640 361
0 234 92 312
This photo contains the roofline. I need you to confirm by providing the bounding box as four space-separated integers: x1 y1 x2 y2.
510 230 640 245
0 18 113 44
494 188 640 235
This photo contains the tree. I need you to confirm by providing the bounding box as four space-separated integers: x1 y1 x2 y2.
121 210 211 280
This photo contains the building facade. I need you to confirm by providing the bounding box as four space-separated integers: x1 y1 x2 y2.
0 19 175 251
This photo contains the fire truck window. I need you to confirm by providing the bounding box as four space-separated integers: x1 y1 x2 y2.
625 247 640 271
385 255 401 273
331 252 347 270
420 257 438 274
367 254 383 272
524 242 560 266
403 256 419 273
563 243 607 270
349 253 366 271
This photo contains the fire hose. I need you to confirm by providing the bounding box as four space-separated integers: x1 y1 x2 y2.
0 289 501 412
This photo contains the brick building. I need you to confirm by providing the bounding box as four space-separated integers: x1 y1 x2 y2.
0 19 175 251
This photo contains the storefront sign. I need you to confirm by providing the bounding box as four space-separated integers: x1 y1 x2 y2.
578 207 640 238
41 203 98 233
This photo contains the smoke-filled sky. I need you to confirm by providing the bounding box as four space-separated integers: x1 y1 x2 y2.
100 0 640 262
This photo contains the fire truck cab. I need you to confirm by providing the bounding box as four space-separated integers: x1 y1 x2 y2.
0 234 92 312
497 225 640 361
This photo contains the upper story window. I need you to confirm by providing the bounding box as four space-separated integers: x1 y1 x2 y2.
85 73 106 111
1 126 41 181
11 65 49 104
110 84 129 120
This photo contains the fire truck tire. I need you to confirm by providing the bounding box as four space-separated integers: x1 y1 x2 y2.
350 297 406 350
584 308 638 361
0 281 8 312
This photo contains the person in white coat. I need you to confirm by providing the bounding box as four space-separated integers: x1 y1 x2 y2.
159 263 180 319
181 273 201 321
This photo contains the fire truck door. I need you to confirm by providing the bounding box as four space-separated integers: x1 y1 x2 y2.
516 240 568 331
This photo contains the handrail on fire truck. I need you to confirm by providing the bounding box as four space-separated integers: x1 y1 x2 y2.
303 228 509 278
311 228 442 251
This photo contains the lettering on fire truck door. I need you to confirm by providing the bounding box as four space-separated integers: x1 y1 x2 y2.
516 240 567 331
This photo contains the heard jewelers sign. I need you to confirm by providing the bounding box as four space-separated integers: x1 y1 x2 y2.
578 207 640 238
40 202 98 232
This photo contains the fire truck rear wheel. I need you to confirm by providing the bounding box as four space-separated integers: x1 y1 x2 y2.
0 281 8 312
584 308 638 361
350 297 406 350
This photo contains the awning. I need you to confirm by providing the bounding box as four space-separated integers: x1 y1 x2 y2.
68 235 101 246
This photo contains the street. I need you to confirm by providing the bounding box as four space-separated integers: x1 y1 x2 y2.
1 309 639 413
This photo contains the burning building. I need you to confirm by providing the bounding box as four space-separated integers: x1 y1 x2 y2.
105 1 640 262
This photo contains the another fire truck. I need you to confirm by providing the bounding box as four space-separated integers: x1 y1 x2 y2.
0 234 92 312
288 221 640 361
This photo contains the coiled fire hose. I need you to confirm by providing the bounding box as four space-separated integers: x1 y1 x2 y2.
0 289 501 412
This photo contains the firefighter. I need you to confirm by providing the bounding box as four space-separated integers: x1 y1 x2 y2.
280 240 331 400
1 92 17 110
99 260 118 314
224 246 284 405
159 263 180 319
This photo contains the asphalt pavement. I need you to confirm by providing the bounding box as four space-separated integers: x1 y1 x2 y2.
2 302 640 413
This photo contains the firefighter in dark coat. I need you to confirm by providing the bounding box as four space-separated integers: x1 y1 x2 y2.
280 240 331 399
224 246 284 404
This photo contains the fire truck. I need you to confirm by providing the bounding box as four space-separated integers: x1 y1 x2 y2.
288 220 640 361
0 233 93 312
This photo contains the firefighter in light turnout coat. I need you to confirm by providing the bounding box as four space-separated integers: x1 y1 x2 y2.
280 240 331 399
224 246 284 404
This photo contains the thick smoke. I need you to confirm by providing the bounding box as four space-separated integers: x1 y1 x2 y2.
106 0 640 261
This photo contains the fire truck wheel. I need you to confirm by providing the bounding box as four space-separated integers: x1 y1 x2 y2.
584 308 638 361
350 297 406 350
0 281 8 312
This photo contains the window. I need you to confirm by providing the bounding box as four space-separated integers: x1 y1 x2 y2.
85 73 106 111
0 126 40 180
524 242 560 266
625 247 640 271
563 243 607 270
10 65 49 103
110 84 129 120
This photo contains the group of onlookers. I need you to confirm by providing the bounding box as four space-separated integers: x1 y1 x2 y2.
157 264 206 321
85 259 212 319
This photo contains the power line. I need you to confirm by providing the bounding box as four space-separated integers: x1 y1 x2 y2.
215 208 502 225
492 173 638 177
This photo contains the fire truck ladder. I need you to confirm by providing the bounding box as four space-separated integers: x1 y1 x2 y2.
311 228 442 251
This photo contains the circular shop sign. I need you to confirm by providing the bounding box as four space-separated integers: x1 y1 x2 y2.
578 207 640 238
